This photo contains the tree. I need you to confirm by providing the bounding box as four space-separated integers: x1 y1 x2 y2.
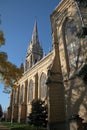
76 0 87 7
0 30 5 46
0 104 3 118
76 64 87 83
28 99 48 128
0 27 23 91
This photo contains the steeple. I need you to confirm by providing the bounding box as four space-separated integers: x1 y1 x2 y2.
32 21 39 44
25 21 43 71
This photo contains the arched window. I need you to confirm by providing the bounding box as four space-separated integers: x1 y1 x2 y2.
20 85 24 104
14 89 18 104
64 19 81 74
13 90 16 104
28 80 34 102
40 73 47 99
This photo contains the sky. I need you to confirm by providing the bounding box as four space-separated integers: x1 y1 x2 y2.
0 0 61 111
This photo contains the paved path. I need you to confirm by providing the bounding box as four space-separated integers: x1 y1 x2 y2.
0 125 10 130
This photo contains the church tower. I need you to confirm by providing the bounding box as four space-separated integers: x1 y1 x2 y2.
25 22 43 71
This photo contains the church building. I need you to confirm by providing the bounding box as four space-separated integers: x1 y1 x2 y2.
7 0 87 129
8 20 54 123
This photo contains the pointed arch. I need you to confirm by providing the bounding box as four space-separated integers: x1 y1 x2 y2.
20 85 24 104
62 17 81 75
28 79 34 102
40 72 47 99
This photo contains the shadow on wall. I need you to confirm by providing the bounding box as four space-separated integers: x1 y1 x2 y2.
65 71 87 122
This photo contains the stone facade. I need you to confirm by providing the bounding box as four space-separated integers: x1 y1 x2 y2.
7 21 54 123
7 0 87 129
50 0 87 129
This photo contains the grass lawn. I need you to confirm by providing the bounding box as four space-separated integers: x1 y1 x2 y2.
0 122 47 130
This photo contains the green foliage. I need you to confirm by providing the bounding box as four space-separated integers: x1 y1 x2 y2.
0 122 47 130
0 59 23 88
76 0 87 7
0 31 5 46
0 29 24 89
28 99 48 128
0 104 3 118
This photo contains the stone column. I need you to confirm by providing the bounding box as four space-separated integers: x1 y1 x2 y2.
46 22 66 130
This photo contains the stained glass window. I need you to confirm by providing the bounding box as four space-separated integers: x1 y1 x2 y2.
14 89 17 104
64 19 81 73
28 80 33 102
40 73 47 99
20 85 24 104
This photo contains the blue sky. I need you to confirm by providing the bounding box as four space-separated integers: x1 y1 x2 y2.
0 0 61 111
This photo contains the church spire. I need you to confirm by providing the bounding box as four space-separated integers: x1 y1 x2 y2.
32 21 39 44
25 21 43 71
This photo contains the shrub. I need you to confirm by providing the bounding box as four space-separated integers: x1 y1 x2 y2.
28 99 48 128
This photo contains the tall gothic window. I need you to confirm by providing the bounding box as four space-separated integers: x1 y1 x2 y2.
13 90 16 104
28 80 33 102
64 19 82 75
20 85 24 104
40 73 47 99
14 89 18 104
